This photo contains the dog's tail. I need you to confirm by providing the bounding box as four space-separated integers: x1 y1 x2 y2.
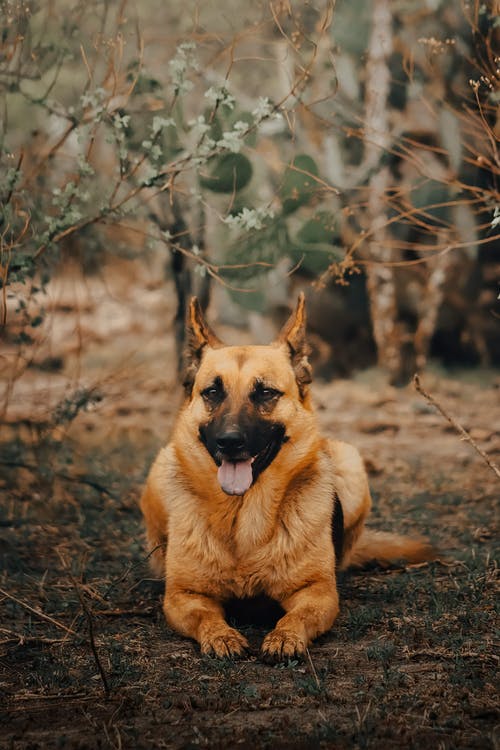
341 529 436 570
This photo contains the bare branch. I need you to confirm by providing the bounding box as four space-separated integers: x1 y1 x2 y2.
0 587 76 635
414 374 500 481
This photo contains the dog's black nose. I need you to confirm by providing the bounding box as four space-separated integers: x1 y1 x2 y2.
216 430 246 455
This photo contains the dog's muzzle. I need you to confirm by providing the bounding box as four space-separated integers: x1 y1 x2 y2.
214 429 254 495
200 421 288 496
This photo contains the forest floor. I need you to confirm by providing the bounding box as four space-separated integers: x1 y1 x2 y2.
1 260 499 749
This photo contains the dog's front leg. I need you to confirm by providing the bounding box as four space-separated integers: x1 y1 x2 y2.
261 579 339 661
164 590 249 658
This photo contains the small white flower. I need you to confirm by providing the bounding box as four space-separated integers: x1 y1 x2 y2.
217 122 248 153
491 206 500 230
77 154 94 176
204 86 235 110
204 87 219 105
150 144 163 161
189 115 211 139
252 97 273 121
113 113 130 129
218 131 242 153
224 206 274 231
196 137 216 159
169 41 198 94
151 116 175 134
195 263 207 277
142 166 160 184
233 120 249 134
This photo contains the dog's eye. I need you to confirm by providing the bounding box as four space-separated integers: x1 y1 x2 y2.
261 389 280 399
251 385 283 404
201 378 225 403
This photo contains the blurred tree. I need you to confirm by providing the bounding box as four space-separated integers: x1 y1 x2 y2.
0 0 498 380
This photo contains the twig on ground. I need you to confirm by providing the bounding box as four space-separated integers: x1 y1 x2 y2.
0 627 67 647
305 647 321 691
413 374 500 480
12 692 90 703
58 554 110 698
102 542 166 599
73 582 111 698
92 607 155 617
0 587 76 635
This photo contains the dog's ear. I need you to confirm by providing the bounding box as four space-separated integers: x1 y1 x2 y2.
183 297 223 394
277 292 312 398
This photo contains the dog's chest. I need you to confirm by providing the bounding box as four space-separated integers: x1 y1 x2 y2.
220 537 298 598
220 512 315 598
215 473 335 596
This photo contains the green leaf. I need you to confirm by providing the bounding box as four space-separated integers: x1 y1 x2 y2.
280 154 320 215
296 211 336 244
222 218 288 312
227 287 266 312
199 153 253 193
290 212 342 274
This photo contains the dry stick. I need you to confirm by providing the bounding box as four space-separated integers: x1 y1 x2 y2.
102 542 167 599
69 573 110 698
57 554 110 698
305 647 321 691
413 374 500 480
0 631 66 647
0 587 76 635
92 608 155 617
12 693 90 705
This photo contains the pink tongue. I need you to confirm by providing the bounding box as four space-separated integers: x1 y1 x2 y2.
217 459 253 495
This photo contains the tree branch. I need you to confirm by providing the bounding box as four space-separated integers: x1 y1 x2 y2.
414 374 500 480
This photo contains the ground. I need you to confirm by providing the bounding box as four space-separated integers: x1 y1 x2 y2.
1 260 498 749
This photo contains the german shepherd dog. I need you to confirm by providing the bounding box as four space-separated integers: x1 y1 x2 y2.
140 294 434 660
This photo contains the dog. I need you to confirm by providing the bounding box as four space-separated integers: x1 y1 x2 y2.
140 293 434 660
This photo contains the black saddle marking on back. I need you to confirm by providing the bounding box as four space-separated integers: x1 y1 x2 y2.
332 492 344 564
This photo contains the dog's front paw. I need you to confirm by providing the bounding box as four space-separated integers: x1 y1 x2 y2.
200 627 249 658
261 628 306 662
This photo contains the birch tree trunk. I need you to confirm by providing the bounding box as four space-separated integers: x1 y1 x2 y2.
363 0 402 382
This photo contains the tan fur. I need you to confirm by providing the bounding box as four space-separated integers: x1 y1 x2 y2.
140 295 434 659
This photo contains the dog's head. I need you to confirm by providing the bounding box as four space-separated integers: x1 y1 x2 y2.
182 294 313 495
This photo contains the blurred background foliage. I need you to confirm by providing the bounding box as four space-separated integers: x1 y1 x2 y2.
0 0 499 385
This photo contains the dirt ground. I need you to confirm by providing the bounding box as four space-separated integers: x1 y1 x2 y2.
1 260 498 749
